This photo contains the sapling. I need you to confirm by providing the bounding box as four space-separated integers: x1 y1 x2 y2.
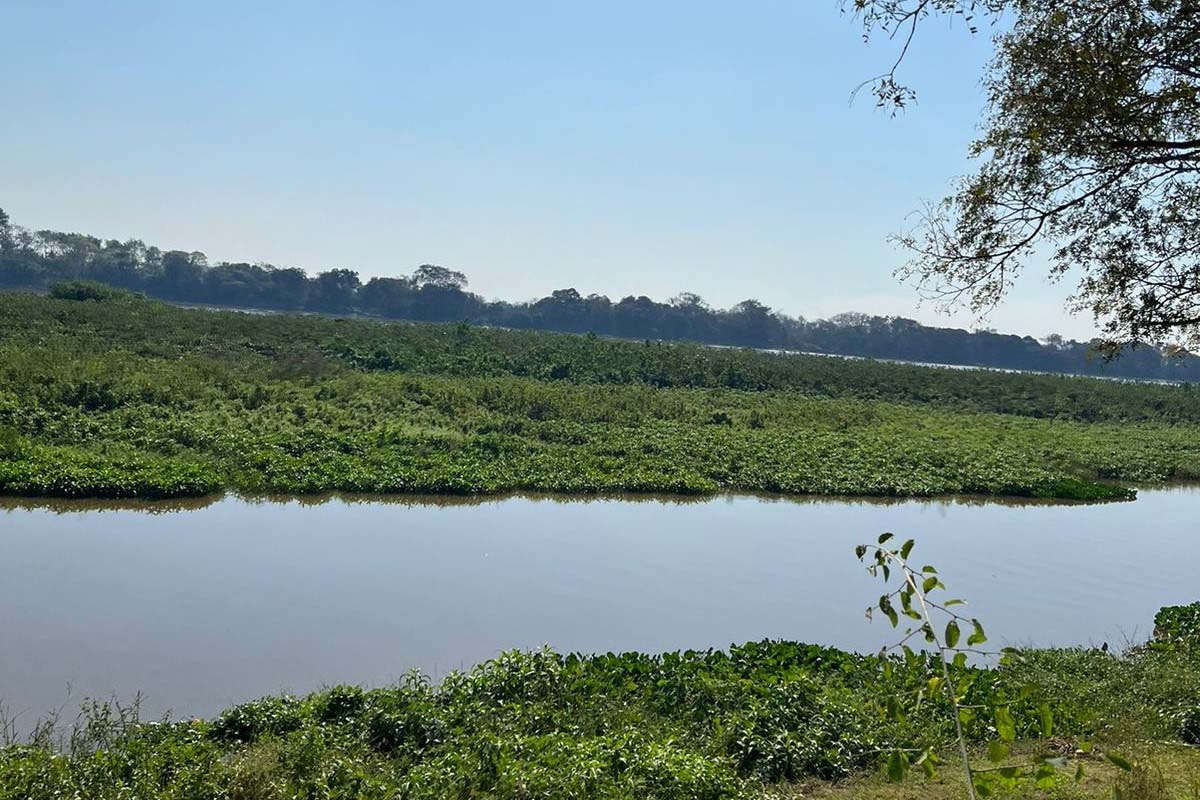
856 533 1103 798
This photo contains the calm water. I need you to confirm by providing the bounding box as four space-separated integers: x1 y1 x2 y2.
1 489 1196 727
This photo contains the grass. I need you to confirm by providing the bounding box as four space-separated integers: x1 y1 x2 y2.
775 745 1200 800
1 289 1200 500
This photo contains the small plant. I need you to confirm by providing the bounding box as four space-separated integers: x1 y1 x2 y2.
1113 758 1168 800
856 533 1080 799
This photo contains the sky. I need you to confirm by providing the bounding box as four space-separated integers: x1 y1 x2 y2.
0 1 1095 340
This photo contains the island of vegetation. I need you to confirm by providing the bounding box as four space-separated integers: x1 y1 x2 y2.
1 283 1199 502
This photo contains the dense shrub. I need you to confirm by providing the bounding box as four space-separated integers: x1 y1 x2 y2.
48 280 137 302
1153 603 1200 651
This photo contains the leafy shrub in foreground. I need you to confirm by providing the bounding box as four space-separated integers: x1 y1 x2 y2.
1153 603 1200 651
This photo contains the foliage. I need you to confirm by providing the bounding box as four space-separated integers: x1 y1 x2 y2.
847 1 1200 350
856 534 1077 799
1152 603 1200 652
4 208 1200 380
47 280 139 302
1 292 1199 500
1 610 1196 799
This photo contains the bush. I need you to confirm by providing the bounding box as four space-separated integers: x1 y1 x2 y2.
48 281 138 302
1153 603 1200 651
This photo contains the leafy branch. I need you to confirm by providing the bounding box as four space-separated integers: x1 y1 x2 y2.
856 532 1094 798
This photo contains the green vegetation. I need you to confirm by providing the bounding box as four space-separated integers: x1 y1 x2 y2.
6 205 1200 382
2 605 1197 799
1 287 1200 500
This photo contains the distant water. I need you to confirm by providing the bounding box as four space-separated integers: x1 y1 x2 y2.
1 488 1196 728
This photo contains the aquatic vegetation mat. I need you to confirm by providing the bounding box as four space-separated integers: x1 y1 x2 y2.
1 290 1198 500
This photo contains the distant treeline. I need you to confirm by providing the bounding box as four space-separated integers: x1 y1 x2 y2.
2 207 1198 381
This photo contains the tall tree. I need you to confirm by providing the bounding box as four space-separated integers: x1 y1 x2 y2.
847 0 1200 350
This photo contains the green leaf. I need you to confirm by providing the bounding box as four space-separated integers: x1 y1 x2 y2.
855 544 867 560
885 750 907 782
879 595 898 628
922 576 938 594
1039 703 1054 738
987 741 1009 763
1074 762 1085 782
994 706 1016 742
968 619 988 646
944 598 966 607
1105 752 1133 771
945 621 961 649
878 532 894 545
900 538 915 559
922 565 937 574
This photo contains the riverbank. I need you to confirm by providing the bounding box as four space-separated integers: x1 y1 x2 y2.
3 605 1197 799
2 290 1200 501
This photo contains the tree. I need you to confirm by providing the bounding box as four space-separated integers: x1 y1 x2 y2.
359 276 414 316
270 267 310 309
412 264 468 291
159 250 205 299
728 299 781 346
847 0 1200 350
670 292 709 310
550 288 582 303
309 268 361 313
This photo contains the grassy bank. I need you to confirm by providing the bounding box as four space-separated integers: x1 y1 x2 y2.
2 605 1197 799
1 288 1200 500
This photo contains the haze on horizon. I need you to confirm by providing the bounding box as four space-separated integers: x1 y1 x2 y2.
0 1 1092 341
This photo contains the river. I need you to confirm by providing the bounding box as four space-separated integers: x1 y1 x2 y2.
1 488 1195 728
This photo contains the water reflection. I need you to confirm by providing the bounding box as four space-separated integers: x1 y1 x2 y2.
0 488 1195 730
0 484 1156 515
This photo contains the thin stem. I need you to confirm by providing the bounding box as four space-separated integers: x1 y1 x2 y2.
903 563 978 800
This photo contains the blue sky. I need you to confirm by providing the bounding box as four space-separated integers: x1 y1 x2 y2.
0 1 1091 338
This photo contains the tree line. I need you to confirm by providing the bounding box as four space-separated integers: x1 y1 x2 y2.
3 207 1199 382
